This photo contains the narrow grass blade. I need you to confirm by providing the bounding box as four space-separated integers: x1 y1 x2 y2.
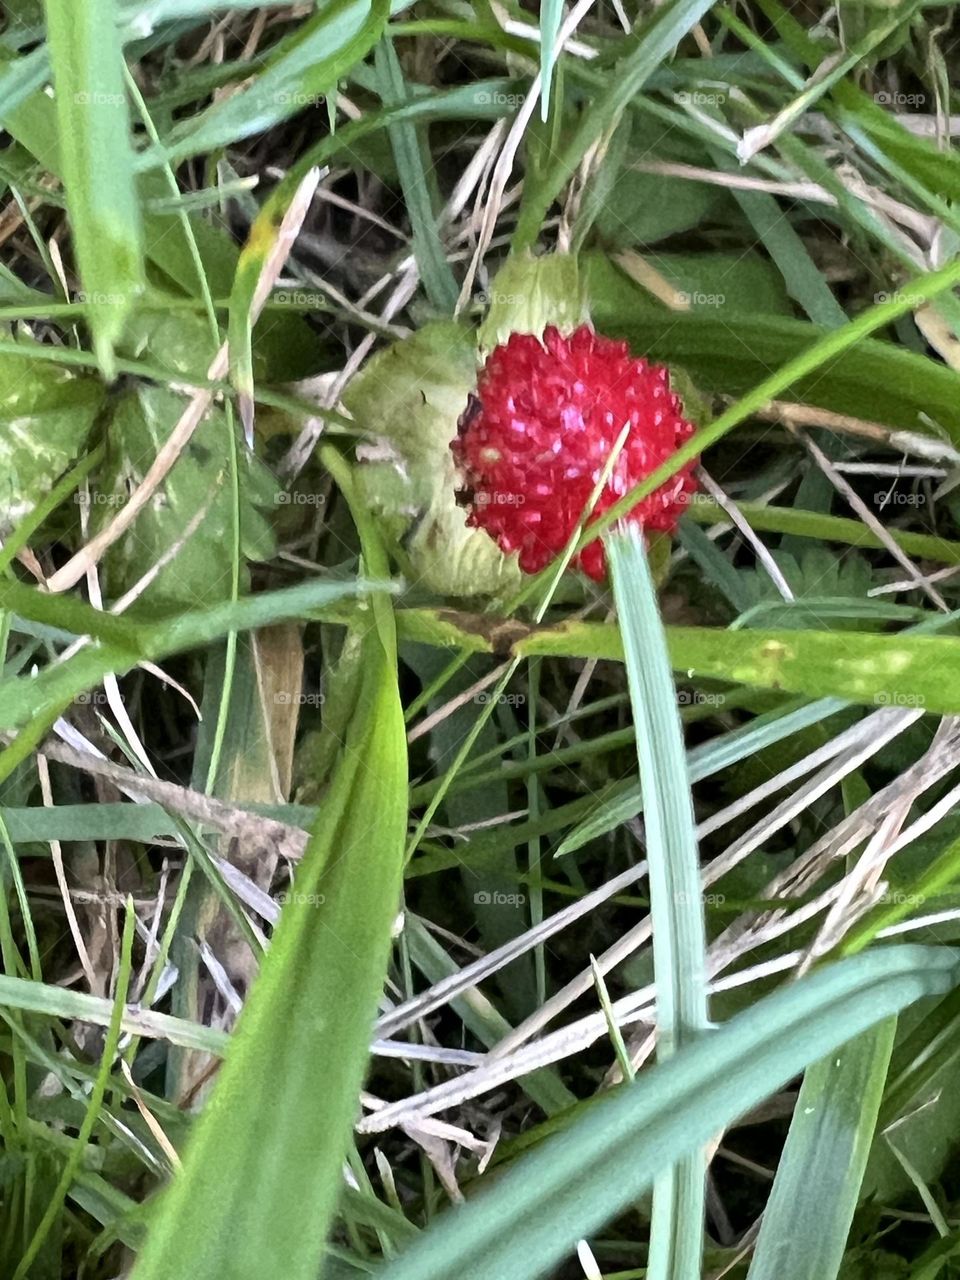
13 898 136 1279
608 527 709 1279
0 574 390 732
131 461 407 1280
514 0 717 250
43 0 143 376
0 972 227 1054
538 0 564 122
747 1020 896 1280
374 38 458 311
379 947 960 1280
138 0 391 170
391 608 960 713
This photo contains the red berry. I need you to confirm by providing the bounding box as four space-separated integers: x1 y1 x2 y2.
451 325 699 581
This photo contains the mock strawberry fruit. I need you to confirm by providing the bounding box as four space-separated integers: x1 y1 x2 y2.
450 325 699 581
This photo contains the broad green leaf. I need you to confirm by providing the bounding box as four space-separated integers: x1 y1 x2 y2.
0 351 103 531
379 946 960 1280
43 0 144 375
623 249 794 315
595 168 730 249
345 322 522 597
734 548 878 630
93 384 275 605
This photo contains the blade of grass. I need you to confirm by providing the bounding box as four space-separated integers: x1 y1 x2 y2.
746 1020 896 1280
0 574 390 732
374 38 458 312
388 609 960 714
0 971 227 1054
131 453 407 1280
135 0 392 170
13 897 135 1280
539 0 564 122
513 0 719 251
684 499 960 567
379 946 960 1280
608 527 709 1280
42 0 144 376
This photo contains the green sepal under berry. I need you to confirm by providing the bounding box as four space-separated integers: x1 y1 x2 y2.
343 321 521 599
478 252 589 351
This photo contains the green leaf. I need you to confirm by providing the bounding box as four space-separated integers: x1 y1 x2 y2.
43 0 144 376
595 169 729 249
93 384 276 605
379 947 960 1280
0 350 103 531
734 548 878 630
